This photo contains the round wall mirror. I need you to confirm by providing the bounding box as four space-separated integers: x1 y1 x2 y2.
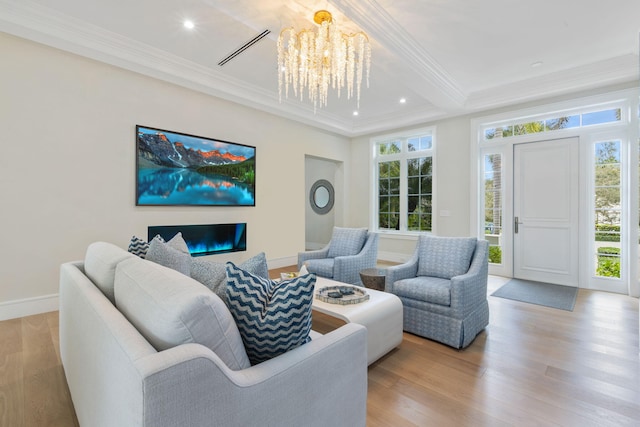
309 179 334 215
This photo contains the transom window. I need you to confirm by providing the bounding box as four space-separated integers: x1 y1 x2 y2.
373 129 434 233
483 105 623 141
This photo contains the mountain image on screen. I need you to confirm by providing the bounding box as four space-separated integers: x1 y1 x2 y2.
138 131 249 168
136 126 256 206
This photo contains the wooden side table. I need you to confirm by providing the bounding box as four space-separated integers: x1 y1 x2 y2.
359 268 386 291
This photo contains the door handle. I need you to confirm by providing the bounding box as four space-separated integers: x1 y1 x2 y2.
514 216 523 234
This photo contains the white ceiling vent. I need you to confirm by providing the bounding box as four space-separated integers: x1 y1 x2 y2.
218 29 270 66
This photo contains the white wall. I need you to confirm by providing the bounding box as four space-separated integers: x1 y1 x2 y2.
2 31 637 318
0 33 350 317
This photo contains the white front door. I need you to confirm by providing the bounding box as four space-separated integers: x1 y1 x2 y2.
513 138 580 286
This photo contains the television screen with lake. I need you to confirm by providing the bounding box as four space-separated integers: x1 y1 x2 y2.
136 125 256 206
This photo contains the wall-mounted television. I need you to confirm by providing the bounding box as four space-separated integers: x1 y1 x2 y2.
136 125 256 206
148 223 247 257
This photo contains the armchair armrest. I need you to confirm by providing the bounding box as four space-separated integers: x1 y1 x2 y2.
138 323 367 427
450 240 489 318
384 252 419 293
297 246 330 270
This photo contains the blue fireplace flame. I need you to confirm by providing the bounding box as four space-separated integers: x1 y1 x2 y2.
148 223 246 257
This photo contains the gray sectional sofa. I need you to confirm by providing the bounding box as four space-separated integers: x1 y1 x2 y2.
59 242 367 427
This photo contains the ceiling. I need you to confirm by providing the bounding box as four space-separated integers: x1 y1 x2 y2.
1 0 639 137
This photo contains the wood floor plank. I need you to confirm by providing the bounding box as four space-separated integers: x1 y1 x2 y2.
0 273 637 426
20 314 79 427
0 318 22 359
23 364 79 427
0 353 24 427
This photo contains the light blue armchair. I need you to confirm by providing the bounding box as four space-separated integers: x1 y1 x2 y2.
298 227 379 286
385 235 489 349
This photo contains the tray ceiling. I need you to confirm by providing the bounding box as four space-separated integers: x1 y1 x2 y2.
1 0 638 136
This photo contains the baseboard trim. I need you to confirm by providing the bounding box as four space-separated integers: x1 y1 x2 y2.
304 242 327 251
268 255 298 270
378 251 412 264
269 252 410 271
0 294 59 321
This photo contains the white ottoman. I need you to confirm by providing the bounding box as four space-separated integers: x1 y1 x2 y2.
313 277 403 364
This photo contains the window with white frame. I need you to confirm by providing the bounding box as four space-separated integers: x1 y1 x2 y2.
482 103 624 142
483 153 503 264
373 129 434 232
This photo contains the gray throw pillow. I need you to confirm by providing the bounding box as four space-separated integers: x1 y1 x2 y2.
146 236 191 276
165 232 190 254
190 252 269 303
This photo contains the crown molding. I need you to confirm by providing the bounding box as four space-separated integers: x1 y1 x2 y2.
465 54 639 111
0 0 454 137
348 106 448 136
331 0 467 110
0 0 360 135
1 0 637 139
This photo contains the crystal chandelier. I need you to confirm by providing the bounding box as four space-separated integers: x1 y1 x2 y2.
277 10 371 110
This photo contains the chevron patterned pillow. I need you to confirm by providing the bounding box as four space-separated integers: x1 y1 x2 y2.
128 235 151 258
127 234 167 258
225 262 316 365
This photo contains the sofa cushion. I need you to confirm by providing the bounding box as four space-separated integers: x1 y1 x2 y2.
327 227 368 258
190 252 269 304
114 257 251 371
146 236 191 276
417 236 476 279
225 262 315 365
85 241 136 304
393 276 452 306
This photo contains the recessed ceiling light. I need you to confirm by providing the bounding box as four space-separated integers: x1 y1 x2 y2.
353 111 359 116
399 98 407 104
184 20 195 30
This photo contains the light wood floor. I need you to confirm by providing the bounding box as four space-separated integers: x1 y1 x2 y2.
1 272 638 426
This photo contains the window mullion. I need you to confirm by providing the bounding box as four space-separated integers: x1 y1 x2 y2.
399 155 408 231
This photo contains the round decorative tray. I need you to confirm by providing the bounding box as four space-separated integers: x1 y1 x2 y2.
316 285 369 305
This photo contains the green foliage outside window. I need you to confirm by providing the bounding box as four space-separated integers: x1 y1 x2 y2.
376 134 433 232
595 224 620 242
488 246 502 264
596 247 620 278
378 160 400 230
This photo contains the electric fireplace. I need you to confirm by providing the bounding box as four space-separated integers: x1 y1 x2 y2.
148 223 246 257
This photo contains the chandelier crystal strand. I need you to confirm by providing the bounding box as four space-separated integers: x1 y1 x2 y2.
277 10 371 111
355 33 367 109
